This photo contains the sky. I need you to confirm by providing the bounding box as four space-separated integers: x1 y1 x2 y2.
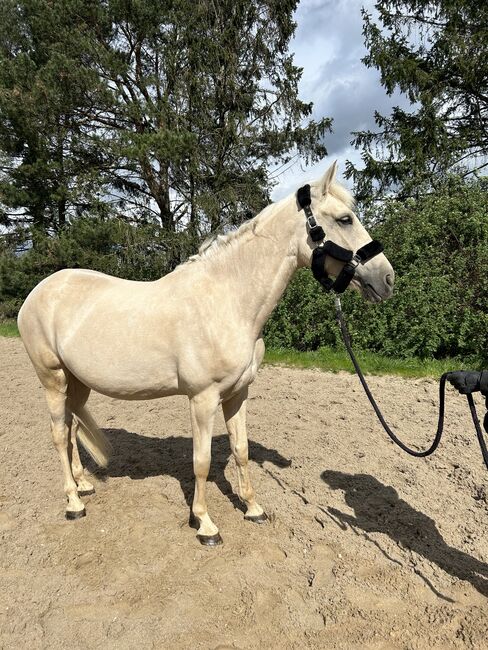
271 0 410 200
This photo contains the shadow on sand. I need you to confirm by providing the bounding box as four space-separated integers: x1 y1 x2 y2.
83 429 291 512
321 470 488 599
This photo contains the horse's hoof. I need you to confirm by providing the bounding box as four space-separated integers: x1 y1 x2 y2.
77 488 95 496
197 532 223 546
244 512 268 524
65 508 86 520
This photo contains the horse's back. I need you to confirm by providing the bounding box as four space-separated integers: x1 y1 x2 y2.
18 268 135 340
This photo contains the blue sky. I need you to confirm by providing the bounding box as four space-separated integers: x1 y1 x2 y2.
271 0 409 200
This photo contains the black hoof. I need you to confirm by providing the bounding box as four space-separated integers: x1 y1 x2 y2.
65 508 86 520
244 512 268 524
197 532 223 546
77 488 95 496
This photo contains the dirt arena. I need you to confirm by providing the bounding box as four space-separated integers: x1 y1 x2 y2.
1 336 487 649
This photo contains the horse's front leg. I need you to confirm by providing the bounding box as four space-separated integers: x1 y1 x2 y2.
222 387 267 523
189 389 222 546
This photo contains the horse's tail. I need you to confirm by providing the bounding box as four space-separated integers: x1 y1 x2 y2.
72 405 112 468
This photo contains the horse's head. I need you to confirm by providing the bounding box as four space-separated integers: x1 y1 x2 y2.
296 161 394 302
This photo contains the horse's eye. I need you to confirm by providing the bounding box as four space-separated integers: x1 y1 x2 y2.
338 216 353 225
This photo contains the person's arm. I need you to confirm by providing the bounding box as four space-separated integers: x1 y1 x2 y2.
446 370 488 395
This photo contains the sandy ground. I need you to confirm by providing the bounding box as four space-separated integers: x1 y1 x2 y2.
1 336 487 650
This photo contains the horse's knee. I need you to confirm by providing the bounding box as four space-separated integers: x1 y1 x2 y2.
51 422 69 449
232 441 248 466
194 455 211 478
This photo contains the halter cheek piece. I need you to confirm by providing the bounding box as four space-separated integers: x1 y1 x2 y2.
296 184 384 293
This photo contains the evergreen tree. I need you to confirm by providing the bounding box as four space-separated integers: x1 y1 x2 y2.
0 0 110 230
0 0 331 236
85 0 330 232
346 0 488 200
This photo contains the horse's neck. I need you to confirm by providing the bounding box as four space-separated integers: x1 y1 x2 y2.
207 200 300 337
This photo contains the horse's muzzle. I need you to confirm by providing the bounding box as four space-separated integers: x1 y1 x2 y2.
356 271 394 303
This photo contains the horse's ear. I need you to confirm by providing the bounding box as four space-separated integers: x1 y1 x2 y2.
320 160 338 196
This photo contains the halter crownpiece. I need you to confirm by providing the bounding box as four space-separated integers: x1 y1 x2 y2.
296 184 325 242
296 184 384 293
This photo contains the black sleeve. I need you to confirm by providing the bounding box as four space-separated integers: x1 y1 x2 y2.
480 370 488 396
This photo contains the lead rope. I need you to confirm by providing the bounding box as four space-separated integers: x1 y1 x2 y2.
334 295 488 470
466 394 488 470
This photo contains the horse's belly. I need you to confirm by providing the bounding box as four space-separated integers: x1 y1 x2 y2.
60 337 180 399
69 359 179 399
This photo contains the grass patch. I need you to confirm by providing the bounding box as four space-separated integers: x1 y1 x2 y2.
264 346 463 379
0 319 19 337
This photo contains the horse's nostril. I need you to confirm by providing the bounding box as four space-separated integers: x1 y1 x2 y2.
385 273 394 288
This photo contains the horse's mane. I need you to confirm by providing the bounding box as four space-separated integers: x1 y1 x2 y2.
184 200 284 265
184 180 354 265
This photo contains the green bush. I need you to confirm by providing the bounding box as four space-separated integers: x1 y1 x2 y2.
265 177 488 364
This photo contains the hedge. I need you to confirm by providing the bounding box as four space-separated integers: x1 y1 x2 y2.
1 177 487 364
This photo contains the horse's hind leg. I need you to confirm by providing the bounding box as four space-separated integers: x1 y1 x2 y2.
70 418 95 495
67 379 95 496
222 387 266 523
45 370 86 519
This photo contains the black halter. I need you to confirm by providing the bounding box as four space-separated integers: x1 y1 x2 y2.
296 184 384 293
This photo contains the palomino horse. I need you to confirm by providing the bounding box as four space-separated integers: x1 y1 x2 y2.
18 162 394 545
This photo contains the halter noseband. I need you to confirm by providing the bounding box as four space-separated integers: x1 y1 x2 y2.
296 184 384 293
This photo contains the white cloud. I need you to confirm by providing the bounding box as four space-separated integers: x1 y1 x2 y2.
270 0 411 200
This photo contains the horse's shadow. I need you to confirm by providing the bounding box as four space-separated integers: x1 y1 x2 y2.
83 429 291 511
321 470 488 599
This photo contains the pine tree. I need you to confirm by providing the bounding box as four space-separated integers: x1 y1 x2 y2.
86 0 330 232
0 0 331 236
346 0 488 200
0 0 109 230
